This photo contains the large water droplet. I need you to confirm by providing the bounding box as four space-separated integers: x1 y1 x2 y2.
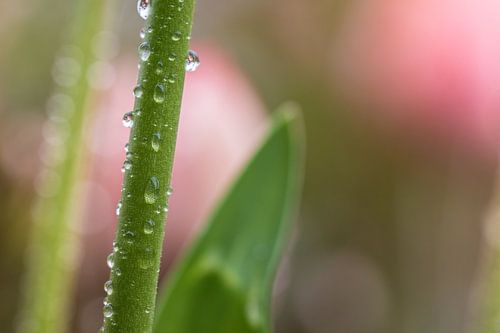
171 31 182 41
138 42 151 61
151 132 161 152
122 112 134 128
107 253 115 268
103 303 113 318
144 219 155 234
137 0 152 20
144 176 160 204
185 50 200 72
104 280 113 295
153 84 166 103
133 85 144 98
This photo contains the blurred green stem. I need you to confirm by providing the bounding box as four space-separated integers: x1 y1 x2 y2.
17 1 110 333
472 171 500 333
102 0 196 332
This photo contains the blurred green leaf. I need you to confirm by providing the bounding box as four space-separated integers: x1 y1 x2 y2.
154 103 305 333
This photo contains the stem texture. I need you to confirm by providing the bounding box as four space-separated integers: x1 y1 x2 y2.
102 0 196 332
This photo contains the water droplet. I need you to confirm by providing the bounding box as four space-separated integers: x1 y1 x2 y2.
115 268 122 276
137 0 152 20
115 201 122 216
124 143 130 153
153 84 166 103
155 61 164 75
103 303 114 318
104 280 113 295
122 112 134 128
168 53 177 62
144 219 155 234
138 42 151 61
167 186 174 196
140 28 146 39
121 159 132 172
163 204 169 213
144 176 160 204
107 253 115 268
171 31 182 41
185 50 200 72
124 230 135 245
167 74 177 84
139 247 155 269
133 85 144 98
151 132 161 152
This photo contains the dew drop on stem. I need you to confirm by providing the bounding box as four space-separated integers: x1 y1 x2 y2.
151 132 161 152
138 42 151 61
122 112 134 128
103 303 113 318
121 159 132 173
185 50 200 72
133 85 144 98
107 253 115 269
171 31 182 41
104 280 113 295
144 176 160 204
137 0 152 20
153 83 166 103
167 186 174 196
144 219 155 235
115 201 122 216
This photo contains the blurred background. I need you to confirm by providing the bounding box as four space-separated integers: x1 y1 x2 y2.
1 0 500 332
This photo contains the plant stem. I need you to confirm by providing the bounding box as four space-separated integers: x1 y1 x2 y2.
102 1 196 332
18 1 110 332
470 172 500 333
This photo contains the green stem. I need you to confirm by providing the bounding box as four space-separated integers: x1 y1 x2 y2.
471 173 500 333
102 1 196 332
18 1 110 332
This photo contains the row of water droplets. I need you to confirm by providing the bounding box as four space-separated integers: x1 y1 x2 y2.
102 0 194 325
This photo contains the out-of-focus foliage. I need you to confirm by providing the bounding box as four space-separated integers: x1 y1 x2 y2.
1 0 500 333
155 106 304 333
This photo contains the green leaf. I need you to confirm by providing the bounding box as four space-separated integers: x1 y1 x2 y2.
154 103 305 333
